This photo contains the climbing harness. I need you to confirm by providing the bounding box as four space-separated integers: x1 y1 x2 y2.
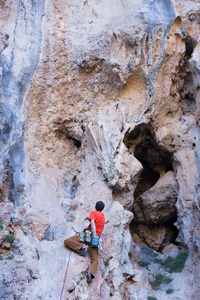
60 250 72 300
78 229 101 249
78 229 92 243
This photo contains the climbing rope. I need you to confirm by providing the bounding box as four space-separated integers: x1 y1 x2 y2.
60 250 72 300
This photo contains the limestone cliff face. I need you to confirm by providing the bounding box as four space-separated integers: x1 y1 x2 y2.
0 1 200 299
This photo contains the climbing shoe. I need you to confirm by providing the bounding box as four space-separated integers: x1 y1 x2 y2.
80 245 89 256
86 272 92 284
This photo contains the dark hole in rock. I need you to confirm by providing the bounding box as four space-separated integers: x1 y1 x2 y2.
184 36 197 59
123 123 173 200
55 129 81 148
67 136 81 148
166 111 173 116
130 216 179 253
123 124 178 252
185 40 194 58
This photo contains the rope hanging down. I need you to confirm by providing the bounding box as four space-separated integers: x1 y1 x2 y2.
60 251 72 300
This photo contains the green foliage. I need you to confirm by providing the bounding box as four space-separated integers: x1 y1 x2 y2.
14 260 26 264
166 289 174 294
5 234 15 244
0 218 3 230
147 297 157 300
193 205 199 212
138 260 150 269
154 258 162 264
162 251 189 273
149 274 172 291
161 256 173 268
0 255 3 260
104 259 110 265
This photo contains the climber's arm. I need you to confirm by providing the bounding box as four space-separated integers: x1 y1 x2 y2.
91 219 96 237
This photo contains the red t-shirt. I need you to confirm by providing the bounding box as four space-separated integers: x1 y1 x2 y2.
86 211 105 237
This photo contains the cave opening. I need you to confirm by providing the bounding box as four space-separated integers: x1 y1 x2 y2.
123 123 173 200
130 216 179 252
123 123 179 252
184 35 197 59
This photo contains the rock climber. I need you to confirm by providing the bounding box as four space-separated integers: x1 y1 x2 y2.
64 201 105 284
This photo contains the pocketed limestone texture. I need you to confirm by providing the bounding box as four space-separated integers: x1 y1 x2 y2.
0 0 200 299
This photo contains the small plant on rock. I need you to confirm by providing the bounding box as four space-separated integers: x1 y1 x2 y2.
5 234 15 244
0 218 3 230
104 259 110 265
154 258 162 264
162 251 189 273
149 273 172 291
14 260 26 264
138 260 150 270
166 289 174 294
0 255 3 260
147 296 157 300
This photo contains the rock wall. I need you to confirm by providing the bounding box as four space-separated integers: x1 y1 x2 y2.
0 0 200 299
